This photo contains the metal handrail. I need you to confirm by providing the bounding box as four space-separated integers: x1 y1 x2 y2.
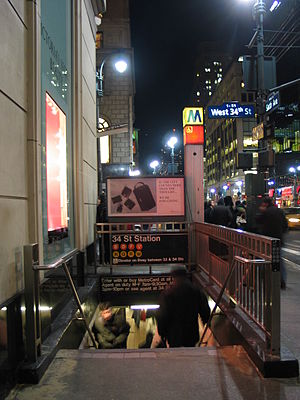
24 245 97 363
33 249 79 271
234 255 271 265
195 222 281 357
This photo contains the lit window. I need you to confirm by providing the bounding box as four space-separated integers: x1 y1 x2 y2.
209 91 212 96
100 135 110 164
98 117 110 163
98 117 109 131
196 91 200 96
196 73 200 77
96 32 103 49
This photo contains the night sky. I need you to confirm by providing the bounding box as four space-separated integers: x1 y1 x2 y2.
129 0 254 172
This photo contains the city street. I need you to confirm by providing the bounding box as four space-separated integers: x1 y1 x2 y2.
282 229 300 267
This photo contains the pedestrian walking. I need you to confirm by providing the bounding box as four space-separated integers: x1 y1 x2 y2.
156 268 210 347
256 197 288 289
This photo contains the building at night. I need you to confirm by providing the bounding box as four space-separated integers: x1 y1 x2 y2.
190 42 232 107
96 0 135 188
159 145 184 176
205 61 257 198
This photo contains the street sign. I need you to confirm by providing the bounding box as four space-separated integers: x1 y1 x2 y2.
111 233 188 265
207 102 255 119
265 91 280 114
252 122 264 141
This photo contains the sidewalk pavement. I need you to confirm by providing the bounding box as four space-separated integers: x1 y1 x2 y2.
6 262 300 400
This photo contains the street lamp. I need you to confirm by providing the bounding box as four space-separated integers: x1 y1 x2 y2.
97 55 128 97
150 160 159 175
96 54 128 196
167 136 178 175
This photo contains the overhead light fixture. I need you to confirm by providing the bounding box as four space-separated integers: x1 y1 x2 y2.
131 305 160 310
270 1 281 12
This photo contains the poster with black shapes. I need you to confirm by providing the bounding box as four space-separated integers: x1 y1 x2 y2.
107 177 185 218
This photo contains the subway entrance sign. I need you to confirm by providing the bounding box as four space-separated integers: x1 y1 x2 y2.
182 107 204 145
183 125 204 145
182 107 204 127
207 102 255 119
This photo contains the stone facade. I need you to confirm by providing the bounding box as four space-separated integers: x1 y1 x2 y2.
96 0 134 170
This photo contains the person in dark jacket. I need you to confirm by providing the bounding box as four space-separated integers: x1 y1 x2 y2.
209 198 233 227
204 201 212 222
96 193 110 263
156 268 210 347
93 303 130 349
256 197 288 289
224 196 237 228
96 193 108 223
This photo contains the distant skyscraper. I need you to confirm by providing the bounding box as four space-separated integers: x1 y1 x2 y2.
159 145 183 175
191 42 232 107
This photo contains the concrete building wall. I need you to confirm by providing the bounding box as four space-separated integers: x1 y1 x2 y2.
0 0 97 304
0 0 29 304
80 0 98 246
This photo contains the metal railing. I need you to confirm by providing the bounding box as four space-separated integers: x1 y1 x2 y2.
194 222 281 357
94 222 190 272
24 244 97 363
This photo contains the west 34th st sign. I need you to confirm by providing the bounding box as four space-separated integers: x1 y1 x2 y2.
207 102 255 119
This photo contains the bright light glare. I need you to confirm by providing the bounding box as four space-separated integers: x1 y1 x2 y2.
210 188 216 194
270 1 281 12
129 170 141 176
236 180 243 187
131 305 160 310
167 136 178 149
289 167 296 173
297 166 300 171
115 60 128 73
268 180 275 186
150 160 159 169
223 185 228 191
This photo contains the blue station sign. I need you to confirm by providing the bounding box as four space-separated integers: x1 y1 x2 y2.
265 91 280 114
207 102 255 119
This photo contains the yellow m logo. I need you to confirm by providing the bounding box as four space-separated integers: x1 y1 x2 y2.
182 107 204 127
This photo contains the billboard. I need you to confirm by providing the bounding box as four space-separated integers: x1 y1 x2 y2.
107 177 185 219
46 93 68 236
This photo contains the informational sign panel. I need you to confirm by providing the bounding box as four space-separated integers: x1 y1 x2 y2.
100 275 173 296
207 102 255 119
183 125 204 145
107 177 185 218
111 233 188 265
265 91 280 114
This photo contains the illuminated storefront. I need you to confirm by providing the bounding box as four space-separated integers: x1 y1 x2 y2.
41 0 74 261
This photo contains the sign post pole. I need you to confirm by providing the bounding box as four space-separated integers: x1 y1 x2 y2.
183 107 205 266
